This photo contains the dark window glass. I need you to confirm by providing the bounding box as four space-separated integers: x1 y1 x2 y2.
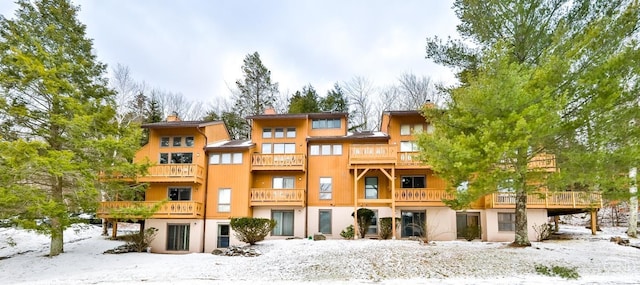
159 153 169 164
185 137 194 147
171 153 193 164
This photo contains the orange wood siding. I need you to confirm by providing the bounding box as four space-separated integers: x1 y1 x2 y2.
307 142 352 206
145 182 204 202
205 149 252 219
203 122 230 143
251 119 309 155
307 116 348 137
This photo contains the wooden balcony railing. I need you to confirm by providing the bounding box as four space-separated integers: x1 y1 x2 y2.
395 188 455 205
97 201 204 219
349 144 397 165
487 192 602 209
250 188 305 207
137 164 205 184
527 153 557 171
397 151 428 167
251 154 306 171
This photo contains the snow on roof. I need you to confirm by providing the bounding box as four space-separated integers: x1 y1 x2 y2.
205 139 253 149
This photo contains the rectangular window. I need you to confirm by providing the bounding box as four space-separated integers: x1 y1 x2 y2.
272 143 295 154
173 137 182 147
312 119 341 129
275 128 284 138
221 153 232 164
498 213 516 231
263 128 272 138
160 153 169 164
167 224 190 251
218 188 231 212
401 176 426 188
209 154 220 164
286 127 296 138
321 145 331 155
273 177 295 189
284 143 295 154
272 210 294 236
400 141 418 152
160 137 170 147
262 143 272 154
310 145 320 155
413 124 424 134
232 153 243 164
400 124 411 135
185 136 194 147
332 144 342 155
217 224 230 248
365 177 378 199
171 152 193 164
402 210 426 237
273 143 285 154
319 210 332 234
319 177 332 200
168 187 191 201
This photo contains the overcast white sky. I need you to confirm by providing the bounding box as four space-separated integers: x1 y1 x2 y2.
0 0 460 104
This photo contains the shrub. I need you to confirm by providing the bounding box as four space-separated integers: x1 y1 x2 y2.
533 223 554 241
463 225 480 241
125 227 158 252
379 217 400 239
230 217 276 245
351 208 375 238
340 225 354 239
535 264 580 280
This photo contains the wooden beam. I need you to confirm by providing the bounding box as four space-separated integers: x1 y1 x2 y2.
590 210 598 235
356 168 370 180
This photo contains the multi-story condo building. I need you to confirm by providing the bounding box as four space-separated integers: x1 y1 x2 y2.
98 110 602 253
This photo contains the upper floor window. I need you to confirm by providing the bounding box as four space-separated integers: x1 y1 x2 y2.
262 143 295 154
263 128 272 138
320 177 332 200
218 188 231 212
401 176 425 188
161 137 170 147
160 152 193 164
161 136 194 147
310 144 342 155
275 128 284 138
286 128 296 138
400 124 425 135
400 141 419 152
168 187 191 201
273 177 295 189
312 119 341 129
209 153 243 164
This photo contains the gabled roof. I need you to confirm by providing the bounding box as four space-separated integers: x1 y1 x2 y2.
205 139 254 151
141 120 222 129
247 112 348 120
382 110 424 117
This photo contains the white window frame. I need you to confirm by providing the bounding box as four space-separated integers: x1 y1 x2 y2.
400 124 411 135
310 145 320 155
286 127 296 138
273 177 295 189
218 188 231 212
262 128 272 138
209 154 220 164
319 177 332 200
221 153 232 164
232 153 243 164
498 213 516 231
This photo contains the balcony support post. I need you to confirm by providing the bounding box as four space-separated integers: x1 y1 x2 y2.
353 167 359 240
590 210 598 235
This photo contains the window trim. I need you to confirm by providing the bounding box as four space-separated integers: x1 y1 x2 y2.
365 177 378 199
271 210 295 236
319 177 332 200
401 175 426 189
497 213 516 232
160 137 170 147
218 188 231 212
168 187 192 201
166 224 190 251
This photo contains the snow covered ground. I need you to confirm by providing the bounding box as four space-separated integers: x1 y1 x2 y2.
1 223 639 285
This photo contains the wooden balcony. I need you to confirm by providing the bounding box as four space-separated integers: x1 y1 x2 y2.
486 192 602 209
251 154 306 171
528 153 556 171
395 188 454 206
250 188 305 207
349 144 397 165
97 201 204 219
137 164 205 184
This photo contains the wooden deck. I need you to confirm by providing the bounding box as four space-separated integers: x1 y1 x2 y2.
349 144 397 165
97 201 204 219
394 188 454 206
250 188 306 207
137 164 205 184
251 154 306 171
486 192 602 209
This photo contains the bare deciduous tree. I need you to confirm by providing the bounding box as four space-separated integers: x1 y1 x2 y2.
343 76 375 131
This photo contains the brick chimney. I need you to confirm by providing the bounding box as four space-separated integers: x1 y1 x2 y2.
264 107 276 115
166 112 181 122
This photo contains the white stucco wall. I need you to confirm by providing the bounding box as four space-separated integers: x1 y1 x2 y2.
145 218 204 254
484 209 548 242
203 219 243 252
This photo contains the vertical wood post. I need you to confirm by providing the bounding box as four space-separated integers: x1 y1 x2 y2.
353 167 359 240
590 210 597 235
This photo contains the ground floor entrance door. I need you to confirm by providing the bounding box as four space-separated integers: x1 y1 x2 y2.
401 211 426 238
217 224 229 248
456 212 481 240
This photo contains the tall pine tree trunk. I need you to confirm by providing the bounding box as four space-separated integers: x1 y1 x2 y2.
49 181 65 256
628 167 638 237
513 151 531 246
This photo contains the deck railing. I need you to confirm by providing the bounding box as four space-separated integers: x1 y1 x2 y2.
251 154 306 170
395 188 454 203
137 164 205 183
349 144 397 164
97 201 204 219
250 188 305 206
488 192 602 209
